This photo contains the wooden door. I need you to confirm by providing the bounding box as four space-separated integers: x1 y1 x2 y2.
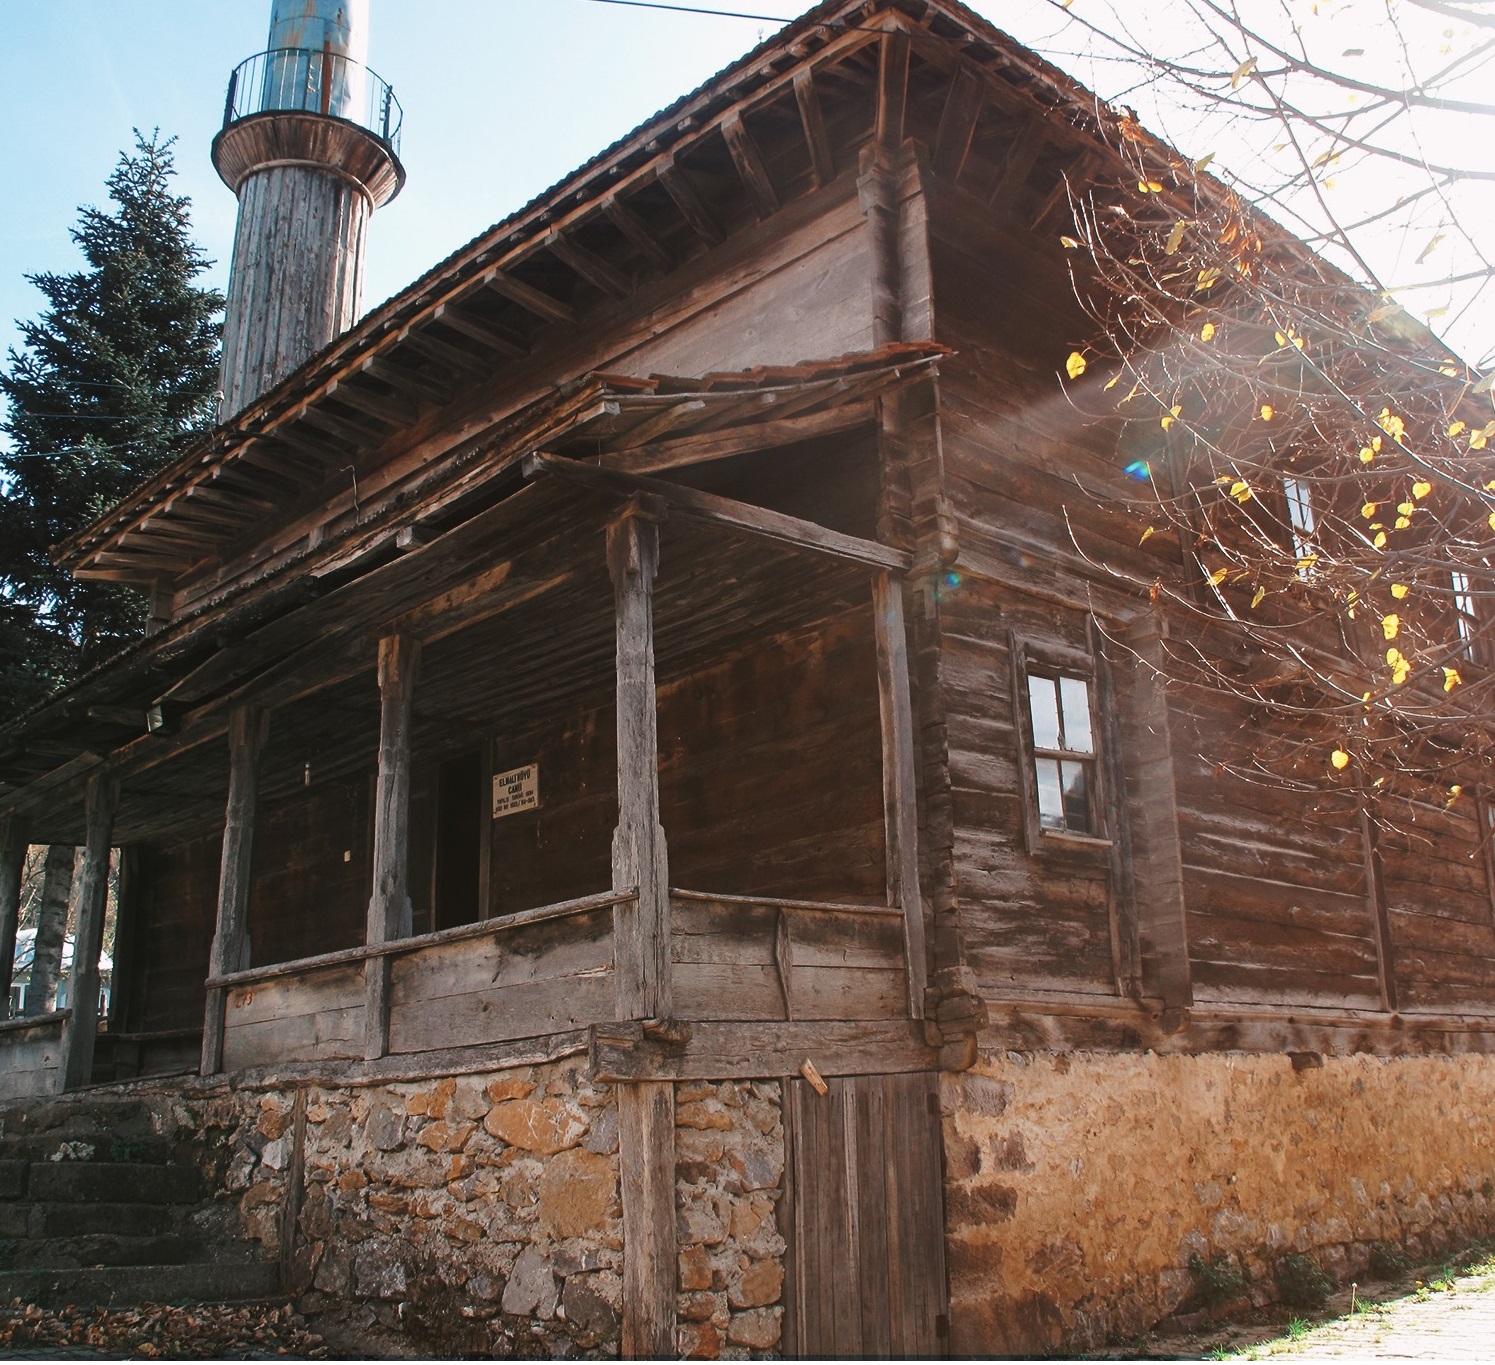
782 1071 949 1358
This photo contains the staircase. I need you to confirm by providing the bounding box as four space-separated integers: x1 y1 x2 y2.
0 1092 279 1308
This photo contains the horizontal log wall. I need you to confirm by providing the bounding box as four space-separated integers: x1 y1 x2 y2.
926 174 1495 1032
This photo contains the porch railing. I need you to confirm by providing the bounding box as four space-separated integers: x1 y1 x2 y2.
193 888 906 1075
0 1010 69 1101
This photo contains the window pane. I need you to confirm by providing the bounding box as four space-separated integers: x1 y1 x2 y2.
1059 677 1093 754
1035 757 1065 830
1061 761 1092 834
1029 676 1061 750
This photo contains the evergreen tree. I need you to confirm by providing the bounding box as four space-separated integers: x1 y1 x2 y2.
0 130 222 724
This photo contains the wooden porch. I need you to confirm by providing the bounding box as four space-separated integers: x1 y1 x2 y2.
0 375 934 1097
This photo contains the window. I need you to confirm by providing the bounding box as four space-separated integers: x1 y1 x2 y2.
1283 475 1317 566
1011 633 1109 849
1451 569 1477 659
1027 672 1098 835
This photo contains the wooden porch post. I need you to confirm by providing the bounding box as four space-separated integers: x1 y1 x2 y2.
0 818 24 1018
607 504 676 1360
202 705 269 1075
873 571 928 1019
364 632 421 1060
61 773 119 1090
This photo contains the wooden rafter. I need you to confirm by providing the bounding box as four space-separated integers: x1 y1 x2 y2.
657 155 723 245
544 228 632 300
482 267 576 324
721 110 780 218
793 69 834 188
933 62 985 182
602 193 673 273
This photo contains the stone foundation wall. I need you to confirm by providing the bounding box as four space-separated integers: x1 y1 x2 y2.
214 1061 789 1358
943 1049 1495 1356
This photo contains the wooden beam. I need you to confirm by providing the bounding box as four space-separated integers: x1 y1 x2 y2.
365 633 421 1060
201 705 269 1076
876 30 911 151
657 155 724 245
990 118 1048 203
0 818 24 1019
544 229 632 300
608 509 671 1021
932 62 985 182
431 304 528 360
0 752 101 819
872 573 927 1019
598 402 872 476
590 1018 940 1082
483 268 576 325
61 773 118 1090
793 70 834 188
294 402 380 448
720 110 780 218
398 327 497 378
359 352 455 404
526 453 913 572
326 377 418 427
617 1081 677 1359
601 193 673 273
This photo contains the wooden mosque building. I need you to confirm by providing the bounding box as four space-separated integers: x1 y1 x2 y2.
4 0 1495 1356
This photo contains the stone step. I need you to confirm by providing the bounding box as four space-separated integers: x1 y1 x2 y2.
0 1260 281 1309
0 1233 210 1270
25 1161 203 1205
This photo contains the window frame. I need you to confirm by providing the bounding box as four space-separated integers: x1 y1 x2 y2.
1010 633 1112 854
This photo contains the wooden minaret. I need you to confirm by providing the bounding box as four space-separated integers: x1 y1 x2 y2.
213 0 404 419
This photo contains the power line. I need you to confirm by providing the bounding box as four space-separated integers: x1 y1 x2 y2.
576 0 793 21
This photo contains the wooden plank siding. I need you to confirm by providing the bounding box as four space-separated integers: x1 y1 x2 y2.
0 1014 67 1101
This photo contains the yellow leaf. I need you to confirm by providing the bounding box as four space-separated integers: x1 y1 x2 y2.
1104 374 1120 391
1194 152 1216 172
1297 554 1319 572
1059 235 1081 249
1195 267 1221 292
1161 404 1182 431
1331 748 1350 770
1359 447 1376 465
1251 585 1266 608
1275 330 1288 347
1382 613 1399 640
1200 321 1216 342
1448 420 1467 438
1415 232 1445 266
1260 404 1275 421
1397 501 1414 517
1140 526 1155 544
1164 220 1189 254
1230 55 1259 88
1374 531 1388 548
1378 408 1407 443
1444 666 1463 693
1386 647 1411 685
1391 582 1409 599
1488 511 1495 532
1361 503 1378 520
1230 480 1252 502
1137 180 1164 193
1395 516 1411 529
1066 351 1087 379
1209 566 1229 586
1412 480 1432 500
1446 784 1463 808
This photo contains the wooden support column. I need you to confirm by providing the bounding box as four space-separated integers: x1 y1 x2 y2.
607 504 676 1360
61 773 118 1091
365 632 421 1060
608 506 671 1020
202 705 269 1075
873 571 928 1019
0 819 24 1019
